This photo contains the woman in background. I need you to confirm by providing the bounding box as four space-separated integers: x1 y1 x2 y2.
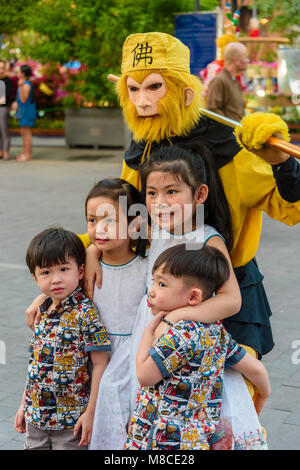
15 64 36 162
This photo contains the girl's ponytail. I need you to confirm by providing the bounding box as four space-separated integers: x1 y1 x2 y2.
186 142 233 252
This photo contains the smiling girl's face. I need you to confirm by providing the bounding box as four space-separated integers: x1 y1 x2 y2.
146 171 205 234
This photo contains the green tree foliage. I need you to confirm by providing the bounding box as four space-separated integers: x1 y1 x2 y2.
0 0 35 34
254 0 300 43
0 0 219 106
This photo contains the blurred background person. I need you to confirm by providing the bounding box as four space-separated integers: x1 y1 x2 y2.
0 60 13 160
206 42 249 121
5 60 18 102
15 64 36 162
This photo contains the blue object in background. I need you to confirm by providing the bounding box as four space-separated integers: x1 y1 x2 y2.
64 60 81 70
175 13 217 76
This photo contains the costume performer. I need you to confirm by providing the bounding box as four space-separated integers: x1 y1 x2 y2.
112 32 300 371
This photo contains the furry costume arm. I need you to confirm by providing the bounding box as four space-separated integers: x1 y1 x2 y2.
233 148 300 225
234 112 300 211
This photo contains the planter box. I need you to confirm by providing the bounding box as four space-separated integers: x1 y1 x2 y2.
10 128 65 137
65 107 131 148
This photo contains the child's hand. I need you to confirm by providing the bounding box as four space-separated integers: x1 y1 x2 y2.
25 294 46 330
253 392 269 416
10 101 18 112
73 410 93 446
14 407 26 434
164 306 205 324
153 312 175 343
211 418 234 450
84 245 102 300
238 130 290 166
145 311 168 337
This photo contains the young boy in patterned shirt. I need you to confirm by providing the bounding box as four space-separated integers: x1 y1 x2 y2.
125 244 270 450
14 227 110 450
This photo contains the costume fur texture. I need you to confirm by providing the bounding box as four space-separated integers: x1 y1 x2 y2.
235 112 290 150
116 69 204 144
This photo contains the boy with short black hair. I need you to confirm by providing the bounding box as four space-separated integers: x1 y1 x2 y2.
126 244 270 450
14 227 110 450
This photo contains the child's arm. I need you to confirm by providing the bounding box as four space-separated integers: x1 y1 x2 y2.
73 350 109 446
232 353 271 415
83 244 102 300
25 294 46 330
136 312 167 387
165 235 241 324
14 387 27 433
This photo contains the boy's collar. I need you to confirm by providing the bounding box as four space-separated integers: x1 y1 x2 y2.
40 286 85 316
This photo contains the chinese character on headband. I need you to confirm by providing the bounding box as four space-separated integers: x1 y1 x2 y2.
131 42 153 67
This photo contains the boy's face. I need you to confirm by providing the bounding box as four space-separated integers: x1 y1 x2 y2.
147 266 193 315
33 257 84 307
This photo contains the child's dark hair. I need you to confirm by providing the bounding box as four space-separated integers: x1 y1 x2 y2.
85 178 147 258
26 227 86 275
152 243 230 300
141 143 233 251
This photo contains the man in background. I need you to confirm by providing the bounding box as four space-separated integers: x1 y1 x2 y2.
206 42 249 121
0 60 13 160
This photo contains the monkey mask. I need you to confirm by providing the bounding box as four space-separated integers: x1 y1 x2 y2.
116 32 204 147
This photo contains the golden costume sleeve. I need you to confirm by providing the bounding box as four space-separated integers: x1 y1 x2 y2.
120 160 141 191
235 150 300 223
77 232 91 249
220 149 300 267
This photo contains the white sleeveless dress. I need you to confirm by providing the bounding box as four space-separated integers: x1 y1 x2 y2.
89 256 147 450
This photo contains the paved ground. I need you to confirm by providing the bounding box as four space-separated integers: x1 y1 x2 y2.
0 136 300 450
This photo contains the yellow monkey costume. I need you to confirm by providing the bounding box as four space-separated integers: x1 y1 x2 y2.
79 32 300 362
114 32 300 360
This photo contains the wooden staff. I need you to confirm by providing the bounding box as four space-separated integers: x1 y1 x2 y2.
107 74 300 159
200 109 300 160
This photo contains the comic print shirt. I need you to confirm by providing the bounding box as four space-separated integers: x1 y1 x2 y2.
126 320 245 450
24 287 110 430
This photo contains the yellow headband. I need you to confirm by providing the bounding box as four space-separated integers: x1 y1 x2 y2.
121 32 190 75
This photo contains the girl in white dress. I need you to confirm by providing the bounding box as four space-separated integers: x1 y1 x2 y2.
129 143 267 450
85 179 148 450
